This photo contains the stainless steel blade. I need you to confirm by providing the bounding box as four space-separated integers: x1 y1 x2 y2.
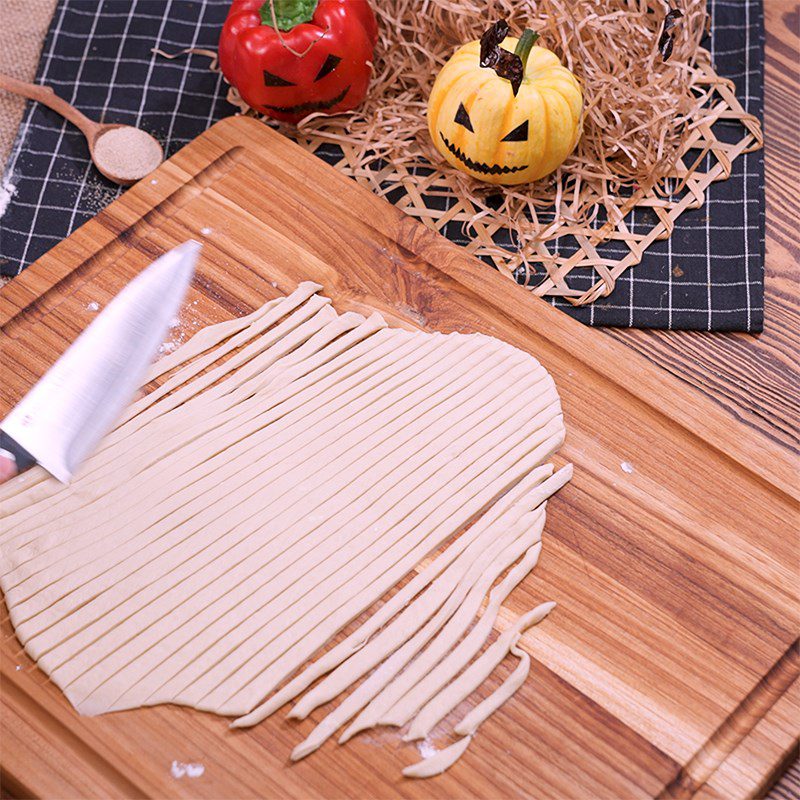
1 240 200 482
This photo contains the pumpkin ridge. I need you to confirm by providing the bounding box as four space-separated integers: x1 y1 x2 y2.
430 66 480 138
538 88 550 179
495 82 519 169
425 51 473 138
467 74 510 165
435 62 473 105
539 87 577 172
453 73 497 158
522 46 561 80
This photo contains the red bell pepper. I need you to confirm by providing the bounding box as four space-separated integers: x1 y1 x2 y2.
219 0 377 124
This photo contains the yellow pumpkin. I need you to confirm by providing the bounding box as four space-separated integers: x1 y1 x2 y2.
427 23 583 186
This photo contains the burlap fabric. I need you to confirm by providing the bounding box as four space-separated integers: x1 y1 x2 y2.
0 0 58 169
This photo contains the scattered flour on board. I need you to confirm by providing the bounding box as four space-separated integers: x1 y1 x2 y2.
86 301 101 312
15 665 22 671
620 461 635 474
157 318 186 354
417 738 437 759
200 226 213 236
170 761 205 779
0 176 17 219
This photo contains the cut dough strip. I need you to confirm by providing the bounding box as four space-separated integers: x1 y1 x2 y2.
453 643 531 737
110 283 325 439
371 516 552 730
401 737 472 779
140 290 307 385
404 602 556 741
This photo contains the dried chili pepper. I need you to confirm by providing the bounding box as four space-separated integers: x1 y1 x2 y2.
480 20 509 68
479 21 539 96
658 8 684 61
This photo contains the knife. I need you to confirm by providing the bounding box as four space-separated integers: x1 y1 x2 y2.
0 240 200 484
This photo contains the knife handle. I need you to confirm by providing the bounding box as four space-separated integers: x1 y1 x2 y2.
0 430 36 481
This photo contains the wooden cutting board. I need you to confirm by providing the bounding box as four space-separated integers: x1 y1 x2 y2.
1 116 797 800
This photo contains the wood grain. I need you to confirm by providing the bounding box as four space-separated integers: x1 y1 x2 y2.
0 111 797 800
604 0 800 463
601 22 800 790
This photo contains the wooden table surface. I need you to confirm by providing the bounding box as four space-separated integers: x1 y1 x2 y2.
607 0 799 460
613 5 800 793
1 107 797 798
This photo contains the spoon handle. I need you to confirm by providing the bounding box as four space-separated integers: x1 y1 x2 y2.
0 73 99 140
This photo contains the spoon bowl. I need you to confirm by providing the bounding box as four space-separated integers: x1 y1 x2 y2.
0 73 164 186
88 123 164 185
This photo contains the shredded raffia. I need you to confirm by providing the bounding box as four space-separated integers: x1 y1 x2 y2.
211 0 759 301
230 2 707 214
152 47 219 71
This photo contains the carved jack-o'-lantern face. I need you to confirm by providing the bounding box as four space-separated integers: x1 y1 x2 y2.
440 101 532 178
260 53 351 117
219 0 378 124
427 23 583 185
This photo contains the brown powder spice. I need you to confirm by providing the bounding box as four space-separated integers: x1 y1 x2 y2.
92 126 162 181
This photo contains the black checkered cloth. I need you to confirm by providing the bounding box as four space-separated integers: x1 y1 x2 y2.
0 0 765 331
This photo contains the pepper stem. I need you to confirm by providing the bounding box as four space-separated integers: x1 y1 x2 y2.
259 0 318 30
514 29 539 71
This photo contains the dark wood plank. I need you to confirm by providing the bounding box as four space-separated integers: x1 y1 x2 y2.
604 0 800 460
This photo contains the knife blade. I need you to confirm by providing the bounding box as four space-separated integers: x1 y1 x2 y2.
0 240 200 483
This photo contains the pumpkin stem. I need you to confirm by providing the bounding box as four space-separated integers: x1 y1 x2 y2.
259 0 318 30
514 29 539 72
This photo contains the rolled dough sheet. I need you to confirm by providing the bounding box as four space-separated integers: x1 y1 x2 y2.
0 283 572 781
232 463 562 729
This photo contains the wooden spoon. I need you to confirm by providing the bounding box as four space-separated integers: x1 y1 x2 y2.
0 73 163 185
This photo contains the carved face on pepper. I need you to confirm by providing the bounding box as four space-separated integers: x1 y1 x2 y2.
219 0 378 124
427 21 583 186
